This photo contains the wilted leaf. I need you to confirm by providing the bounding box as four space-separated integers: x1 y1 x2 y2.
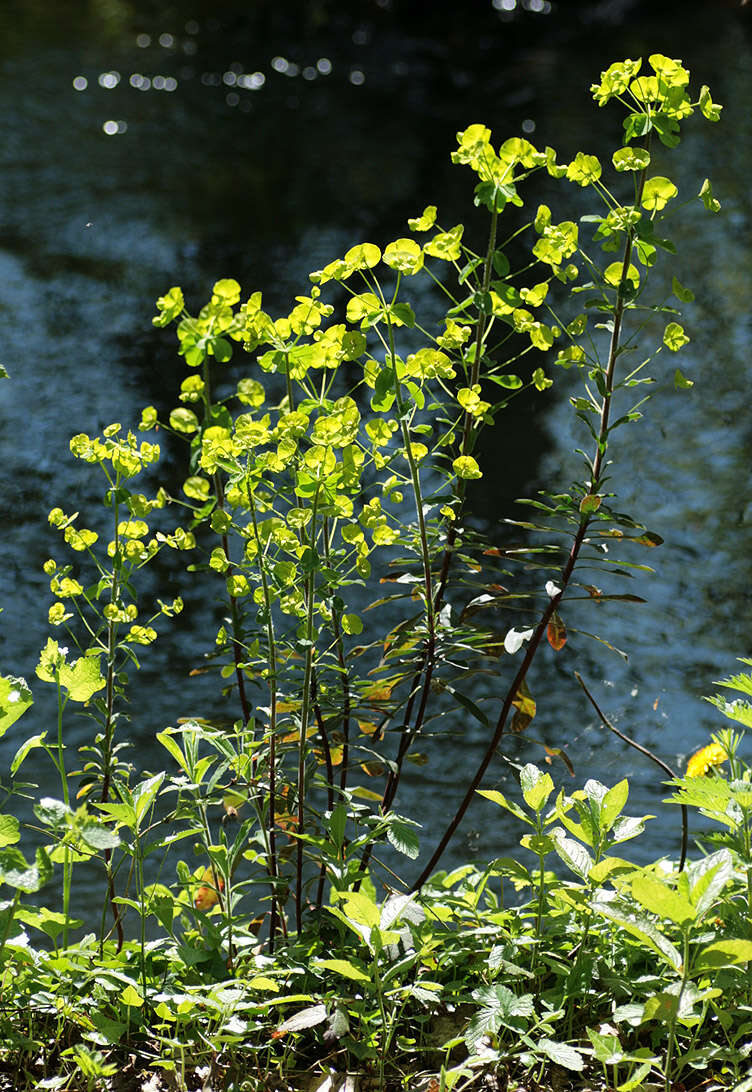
510 678 536 733
547 611 567 651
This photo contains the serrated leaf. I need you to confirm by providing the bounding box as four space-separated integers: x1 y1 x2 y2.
386 817 420 859
536 1038 584 1071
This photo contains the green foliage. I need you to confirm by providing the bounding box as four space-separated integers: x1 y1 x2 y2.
0 52 742 1092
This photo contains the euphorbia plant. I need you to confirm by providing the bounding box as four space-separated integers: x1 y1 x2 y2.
143 52 721 941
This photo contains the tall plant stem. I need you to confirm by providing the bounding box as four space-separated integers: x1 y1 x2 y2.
411 169 649 891
100 485 124 952
356 302 438 878
665 930 691 1092
214 471 251 727
295 487 320 933
374 209 501 833
432 206 498 612
55 678 73 949
247 482 282 952
322 518 352 794
200 358 251 728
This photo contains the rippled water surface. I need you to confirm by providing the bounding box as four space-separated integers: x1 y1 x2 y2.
1 0 751 905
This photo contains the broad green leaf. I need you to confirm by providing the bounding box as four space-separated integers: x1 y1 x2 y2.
120 985 144 1008
466 984 535 1047
0 814 20 848
341 613 363 636
693 939 752 974
15 905 83 942
663 322 689 351
80 821 121 851
333 889 381 929
601 779 629 832
129 773 163 821
156 730 193 777
59 654 106 703
520 764 553 813
642 992 678 1024
641 176 678 212
0 675 33 738
589 856 635 884
0 845 53 893
550 828 593 880
684 849 733 919
315 958 370 983
631 873 695 926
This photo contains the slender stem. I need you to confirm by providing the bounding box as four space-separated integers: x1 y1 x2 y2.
100 483 124 953
665 930 690 1092
575 671 688 870
411 166 650 891
295 487 319 933
214 472 251 727
247 481 282 952
322 519 351 794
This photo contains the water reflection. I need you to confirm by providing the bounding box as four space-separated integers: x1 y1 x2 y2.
0 2 751 913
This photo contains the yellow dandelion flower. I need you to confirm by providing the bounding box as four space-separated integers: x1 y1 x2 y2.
686 742 728 778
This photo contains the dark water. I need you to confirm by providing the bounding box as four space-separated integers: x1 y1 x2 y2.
1 0 751 908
